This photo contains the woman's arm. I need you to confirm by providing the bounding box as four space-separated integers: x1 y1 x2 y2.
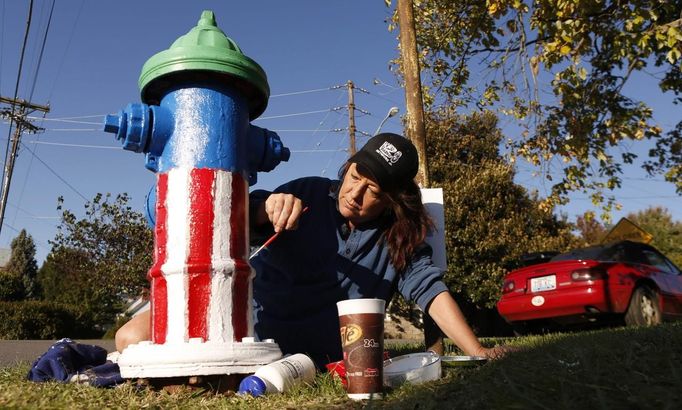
427 291 510 359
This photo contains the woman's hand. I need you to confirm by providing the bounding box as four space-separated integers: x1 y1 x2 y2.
474 344 518 360
263 193 305 233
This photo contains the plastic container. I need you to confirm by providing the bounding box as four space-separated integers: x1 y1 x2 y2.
383 351 441 388
238 353 316 397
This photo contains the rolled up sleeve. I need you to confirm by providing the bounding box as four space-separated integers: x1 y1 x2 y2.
397 243 449 311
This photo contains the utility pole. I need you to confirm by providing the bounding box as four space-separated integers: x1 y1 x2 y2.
397 0 430 188
0 96 50 236
346 80 357 155
397 0 441 354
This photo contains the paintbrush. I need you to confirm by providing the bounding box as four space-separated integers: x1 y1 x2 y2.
249 206 309 259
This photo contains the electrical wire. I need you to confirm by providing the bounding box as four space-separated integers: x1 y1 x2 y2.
0 0 5 94
25 139 345 153
27 0 55 102
25 140 119 149
19 140 87 201
256 109 333 120
45 0 85 102
13 0 55 229
1 0 34 196
26 116 101 125
270 87 332 98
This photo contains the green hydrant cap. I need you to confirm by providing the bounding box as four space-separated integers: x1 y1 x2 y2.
139 10 269 119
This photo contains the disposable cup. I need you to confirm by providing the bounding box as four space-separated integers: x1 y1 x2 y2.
337 298 385 400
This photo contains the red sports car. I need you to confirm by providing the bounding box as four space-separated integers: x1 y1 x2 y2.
497 240 682 334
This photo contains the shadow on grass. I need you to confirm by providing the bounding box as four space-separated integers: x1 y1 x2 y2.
378 322 682 409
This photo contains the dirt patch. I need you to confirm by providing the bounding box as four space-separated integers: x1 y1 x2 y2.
384 316 423 340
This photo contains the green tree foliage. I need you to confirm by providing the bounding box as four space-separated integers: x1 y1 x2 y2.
426 109 579 308
39 193 153 330
0 271 23 301
626 206 682 267
6 229 38 299
390 0 682 215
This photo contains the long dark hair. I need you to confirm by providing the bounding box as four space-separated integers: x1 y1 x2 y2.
339 163 434 272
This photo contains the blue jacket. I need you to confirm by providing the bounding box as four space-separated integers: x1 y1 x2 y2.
249 177 448 368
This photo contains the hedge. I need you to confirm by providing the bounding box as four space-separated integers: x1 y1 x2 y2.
0 301 99 339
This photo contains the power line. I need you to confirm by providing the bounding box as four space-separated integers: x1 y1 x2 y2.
0 0 5 93
29 106 344 125
256 109 336 120
24 139 347 153
2 0 35 195
26 140 118 149
270 87 333 98
13 0 56 230
45 0 85 103
19 140 87 201
27 0 54 102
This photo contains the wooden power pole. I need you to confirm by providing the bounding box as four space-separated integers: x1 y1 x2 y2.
0 96 50 236
346 80 357 155
397 0 442 354
397 0 430 188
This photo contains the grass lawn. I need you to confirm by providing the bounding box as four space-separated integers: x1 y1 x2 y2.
2 322 681 409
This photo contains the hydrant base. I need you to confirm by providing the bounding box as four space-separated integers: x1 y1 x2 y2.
118 340 282 378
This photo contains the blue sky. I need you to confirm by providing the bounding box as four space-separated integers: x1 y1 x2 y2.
0 1 679 265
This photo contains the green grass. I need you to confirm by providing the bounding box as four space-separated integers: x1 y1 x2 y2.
2 322 682 409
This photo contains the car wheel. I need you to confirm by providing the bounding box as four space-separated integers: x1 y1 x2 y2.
624 287 661 327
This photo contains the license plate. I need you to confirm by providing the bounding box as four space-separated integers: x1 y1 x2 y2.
530 275 556 292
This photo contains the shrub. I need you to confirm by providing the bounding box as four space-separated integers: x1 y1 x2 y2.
0 301 100 339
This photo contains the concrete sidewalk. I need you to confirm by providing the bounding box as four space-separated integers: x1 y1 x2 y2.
0 339 116 368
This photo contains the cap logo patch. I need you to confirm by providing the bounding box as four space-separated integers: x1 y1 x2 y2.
376 142 402 166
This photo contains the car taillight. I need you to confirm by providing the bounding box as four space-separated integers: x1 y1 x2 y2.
570 268 606 281
502 280 515 294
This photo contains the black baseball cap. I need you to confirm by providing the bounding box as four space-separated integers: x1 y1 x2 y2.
348 133 419 192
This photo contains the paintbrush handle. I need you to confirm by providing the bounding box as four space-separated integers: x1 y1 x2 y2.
249 206 309 259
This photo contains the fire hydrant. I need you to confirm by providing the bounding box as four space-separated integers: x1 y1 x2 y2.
103 10 288 378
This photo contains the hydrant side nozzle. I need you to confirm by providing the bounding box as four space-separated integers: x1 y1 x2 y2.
280 146 291 163
103 111 127 141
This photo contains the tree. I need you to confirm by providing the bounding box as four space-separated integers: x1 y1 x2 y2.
389 0 682 217
40 193 153 329
0 271 23 301
575 212 607 245
626 206 682 267
425 109 579 308
6 229 38 299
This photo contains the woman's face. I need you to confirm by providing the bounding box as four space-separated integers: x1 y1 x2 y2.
338 163 390 228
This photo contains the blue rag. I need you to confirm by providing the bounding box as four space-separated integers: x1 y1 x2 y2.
26 338 124 387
